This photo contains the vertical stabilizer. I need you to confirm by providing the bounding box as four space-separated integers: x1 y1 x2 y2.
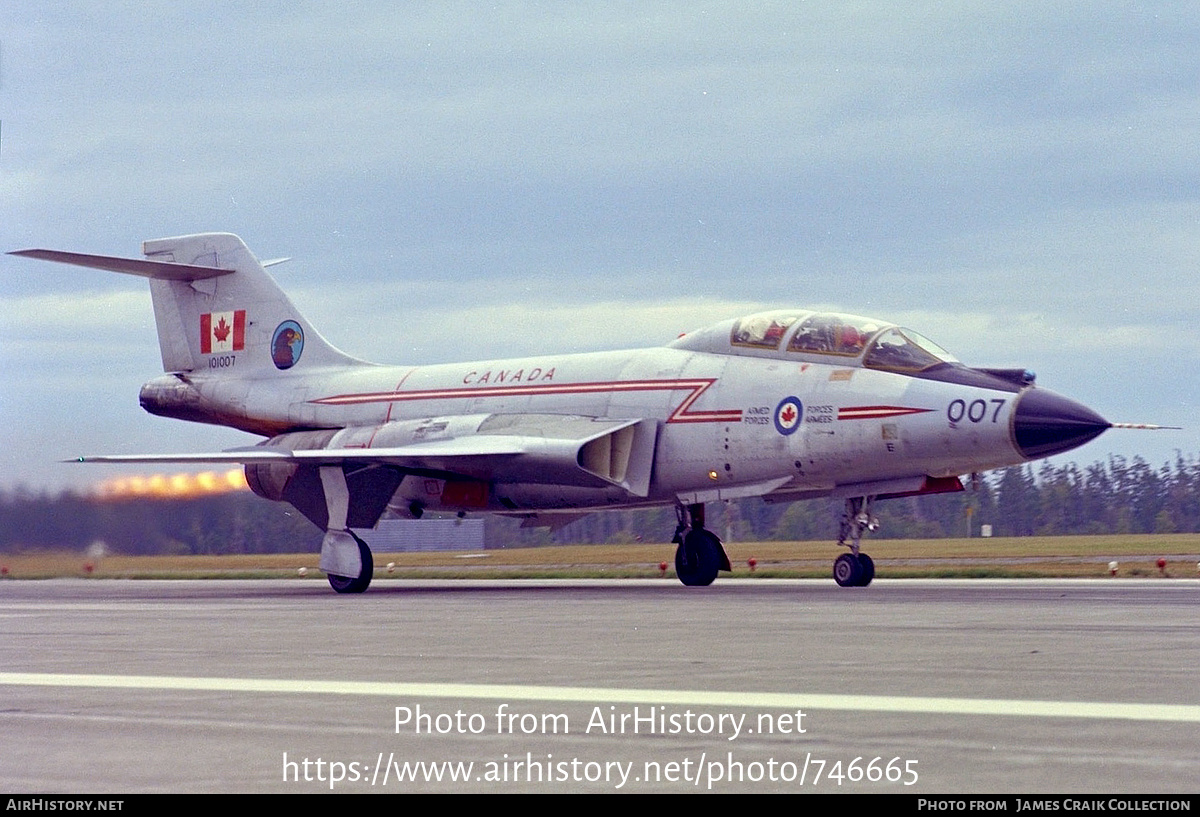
142 233 361 375
11 233 364 377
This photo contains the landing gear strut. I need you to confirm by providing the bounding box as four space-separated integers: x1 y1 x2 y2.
317 466 374 593
672 503 732 587
834 496 877 587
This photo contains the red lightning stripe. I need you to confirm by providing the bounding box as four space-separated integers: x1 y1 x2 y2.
838 405 933 420
311 378 743 424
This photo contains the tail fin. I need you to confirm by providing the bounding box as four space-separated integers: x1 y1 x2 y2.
14 233 364 375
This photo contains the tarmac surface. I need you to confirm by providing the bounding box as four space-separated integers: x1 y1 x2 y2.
1 577 1197 793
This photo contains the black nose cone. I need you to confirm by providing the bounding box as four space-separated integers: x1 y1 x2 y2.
1013 388 1110 459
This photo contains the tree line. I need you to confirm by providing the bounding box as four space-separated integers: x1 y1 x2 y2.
3 452 1199 554
0 490 320 555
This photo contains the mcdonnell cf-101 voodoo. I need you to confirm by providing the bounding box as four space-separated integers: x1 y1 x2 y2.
12 233 1128 592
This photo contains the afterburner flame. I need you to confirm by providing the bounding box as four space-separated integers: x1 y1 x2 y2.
94 468 249 500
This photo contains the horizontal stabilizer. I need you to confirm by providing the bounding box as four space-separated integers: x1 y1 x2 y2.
8 249 233 281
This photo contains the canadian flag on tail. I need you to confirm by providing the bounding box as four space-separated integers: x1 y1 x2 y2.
200 310 246 354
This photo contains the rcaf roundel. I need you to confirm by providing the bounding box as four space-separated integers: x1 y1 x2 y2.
774 396 803 435
200 310 246 354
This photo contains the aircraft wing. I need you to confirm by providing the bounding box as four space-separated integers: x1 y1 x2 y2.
70 438 526 464
71 414 659 497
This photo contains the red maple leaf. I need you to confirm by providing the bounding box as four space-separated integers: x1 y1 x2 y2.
780 405 796 424
213 316 231 343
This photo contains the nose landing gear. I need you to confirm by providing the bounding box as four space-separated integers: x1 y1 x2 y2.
834 496 877 587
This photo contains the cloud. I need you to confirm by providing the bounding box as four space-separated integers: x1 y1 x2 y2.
3 2 1199 487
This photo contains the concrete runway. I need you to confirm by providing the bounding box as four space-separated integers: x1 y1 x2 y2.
1 577 1197 793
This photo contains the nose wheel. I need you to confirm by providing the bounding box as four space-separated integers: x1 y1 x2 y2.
834 496 877 587
833 551 875 587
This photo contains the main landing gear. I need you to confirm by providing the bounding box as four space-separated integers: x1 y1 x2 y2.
834 496 877 588
672 503 732 587
318 467 374 594
326 531 374 594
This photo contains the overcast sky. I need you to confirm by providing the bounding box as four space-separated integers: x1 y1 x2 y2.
2 3 1198 491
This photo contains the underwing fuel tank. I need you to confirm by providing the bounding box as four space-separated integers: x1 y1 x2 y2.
1012 387 1111 459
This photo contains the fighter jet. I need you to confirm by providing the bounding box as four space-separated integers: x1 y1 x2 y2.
12 233 1123 592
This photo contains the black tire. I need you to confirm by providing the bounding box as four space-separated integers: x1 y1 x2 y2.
328 533 374 594
833 552 863 587
856 552 875 587
675 529 721 587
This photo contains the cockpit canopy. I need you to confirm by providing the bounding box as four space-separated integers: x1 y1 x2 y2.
671 309 959 374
